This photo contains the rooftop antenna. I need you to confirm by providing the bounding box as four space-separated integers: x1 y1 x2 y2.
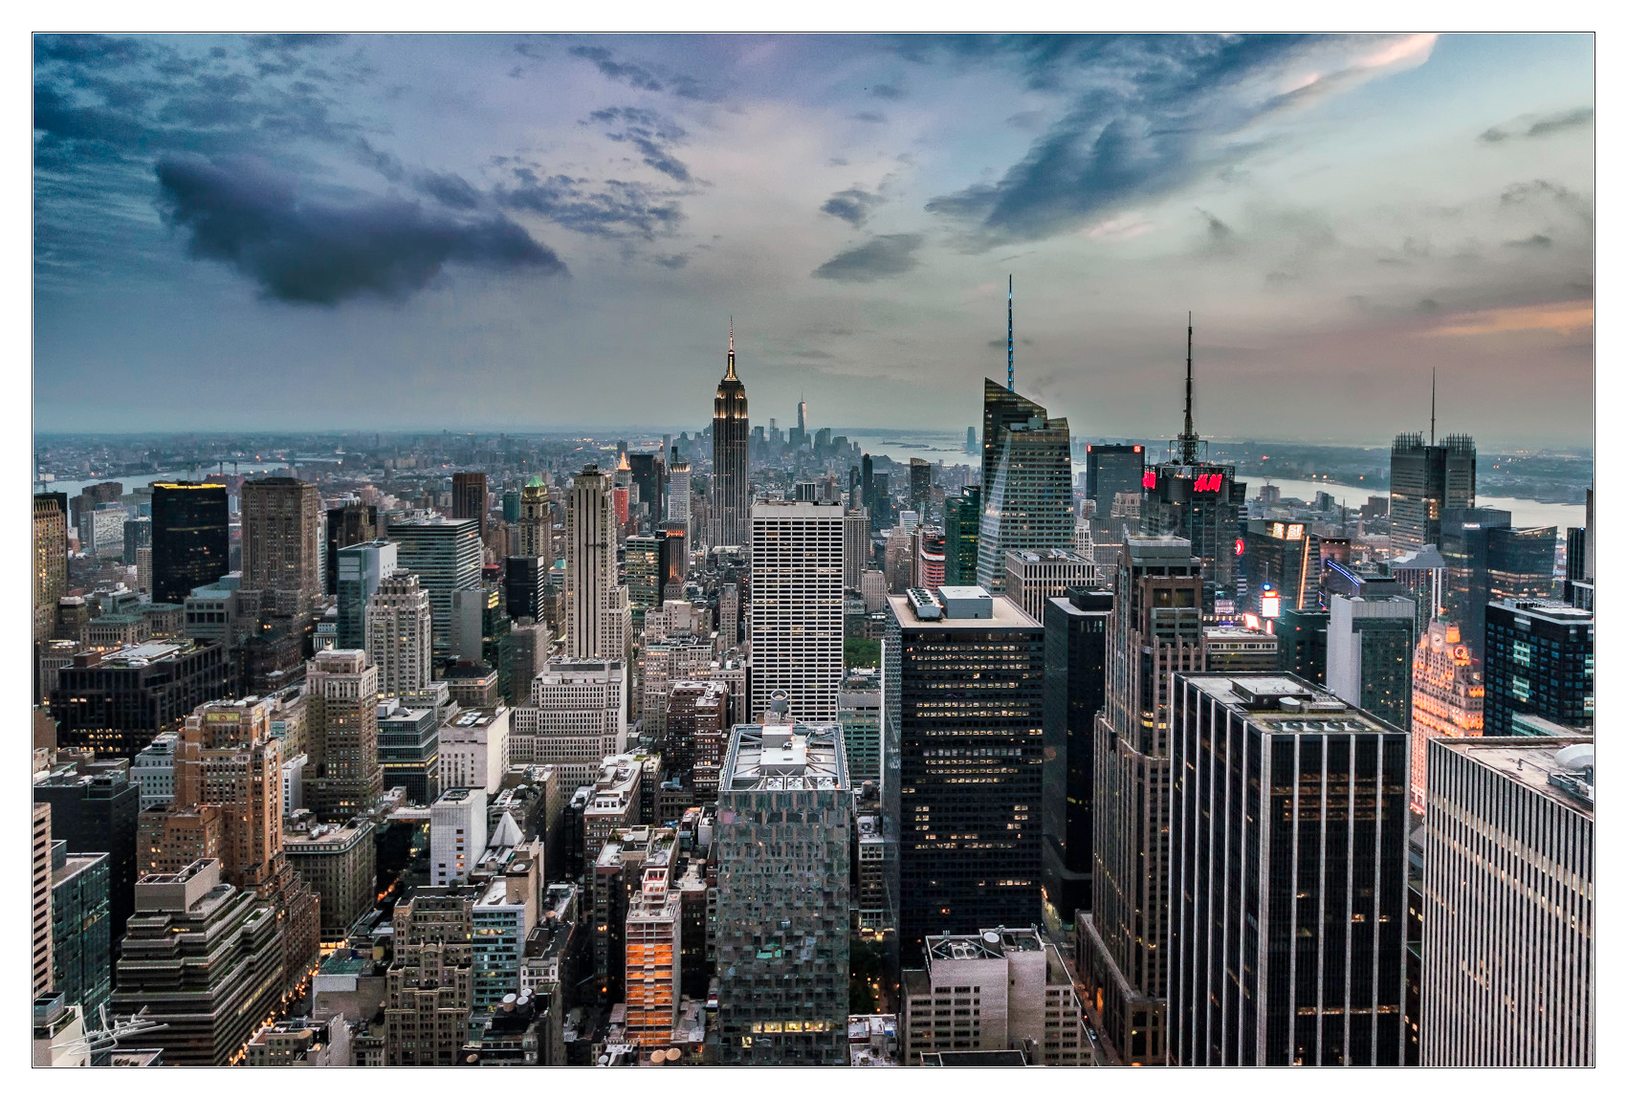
1177 311 1201 465
1006 274 1015 392
1430 367 1437 447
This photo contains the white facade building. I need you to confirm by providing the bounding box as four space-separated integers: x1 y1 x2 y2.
438 706 511 794
749 500 845 725
365 569 433 697
429 786 488 886
509 658 628 790
565 466 630 664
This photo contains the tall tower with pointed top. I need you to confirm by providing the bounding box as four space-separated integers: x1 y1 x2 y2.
711 320 751 548
1141 315 1246 615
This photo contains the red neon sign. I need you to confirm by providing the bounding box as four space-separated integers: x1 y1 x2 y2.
1193 472 1224 493
1142 471 1157 490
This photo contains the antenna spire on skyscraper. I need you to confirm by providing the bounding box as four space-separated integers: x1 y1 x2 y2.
1178 311 1200 465
1430 367 1437 447
725 316 738 380
1007 274 1015 392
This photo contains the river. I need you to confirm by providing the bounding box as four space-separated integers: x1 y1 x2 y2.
38 462 296 500
1251 476 1585 532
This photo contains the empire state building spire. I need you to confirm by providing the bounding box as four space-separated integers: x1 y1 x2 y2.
725 316 738 381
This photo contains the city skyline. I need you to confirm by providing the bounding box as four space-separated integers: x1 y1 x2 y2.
35 34 1593 444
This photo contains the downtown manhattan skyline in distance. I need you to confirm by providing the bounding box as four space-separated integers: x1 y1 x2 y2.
33 32 1594 448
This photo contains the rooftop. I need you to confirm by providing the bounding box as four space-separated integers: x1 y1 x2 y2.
1442 736 1595 816
723 722 846 792
888 590 1037 630
1180 673 1396 733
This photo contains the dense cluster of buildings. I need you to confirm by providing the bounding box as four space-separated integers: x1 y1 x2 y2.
29 319 1593 1068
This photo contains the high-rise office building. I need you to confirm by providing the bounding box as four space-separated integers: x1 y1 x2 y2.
711 322 751 548
1003 547 1097 624
33 493 68 643
837 667 883 791
628 451 666 532
49 842 112 1022
1327 592 1417 731
51 640 230 759
1390 431 1476 555
943 485 981 587
430 787 488 886
885 586 1044 959
452 471 490 539
714 717 851 1064
304 649 384 818
137 698 320 999
1084 443 1145 519
387 514 483 658
976 385 1073 592
623 864 683 1049
909 457 932 518
337 538 398 651
32 803 52 1000
504 555 546 625
667 458 692 541
509 657 628 790
33 764 140 957
1079 535 1204 1066
916 527 947 589
324 501 379 596
1422 736 1593 1066
516 477 550 558
565 465 631 664
151 482 229 605
111 860 284 1066
1277 605 1330 685
1237 518 1315 616
1408 619 1484 815
365 569 434 696
749 500 845 724
385 886 477 1065
844 507 870 590
1168 674 1409 1066
1041 587 1111 922
124 515 154 593
240 477 322 609
1481 598 1594 738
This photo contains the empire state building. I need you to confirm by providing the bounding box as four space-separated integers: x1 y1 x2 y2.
711 320 750 548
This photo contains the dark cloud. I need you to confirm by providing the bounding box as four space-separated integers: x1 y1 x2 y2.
922 35 1418 247
869 83 904 100
821 187 882 227
154 154 565 305
1500 179 1592 226
1196 207 1237 254
652 252 691 269
568 43 718 101
1505 233 1554 249
415 171 482 210
812 233 923 282
584 106 692 183
498 167 684 240
1479 106 1593 143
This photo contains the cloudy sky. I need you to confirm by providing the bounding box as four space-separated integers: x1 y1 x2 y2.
34 33 1593 446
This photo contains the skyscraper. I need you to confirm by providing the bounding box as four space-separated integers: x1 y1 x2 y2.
749 500 845 724
885 586 1044 959
386 514 483 658
1422 736 1593 1066
1480 598 1594 737
151 481 229 605
843 507 870 590
565 465 631 665
909 457 932 519
1084 443 1145 520
452 471 490 539
942 485 980 586
516 477 550 558
337 538 398 651
366 570 434 697
324 500 379 596
713 717 850 1064
33 493 68 643
1168 674 1409 1066
711 321 751 548
240 476 322 609
304 649 384 819
667 458 692 541
628 451 666 532
33 764 141 958
1140 320 1245 614
1409 619 1484 814
1079 535 1204 1066
1003 546 1097 624
1327 591 1417 731
976 380 1074 592
1390 431 1476 556
31 803 52 1000
1041 587 1111 922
